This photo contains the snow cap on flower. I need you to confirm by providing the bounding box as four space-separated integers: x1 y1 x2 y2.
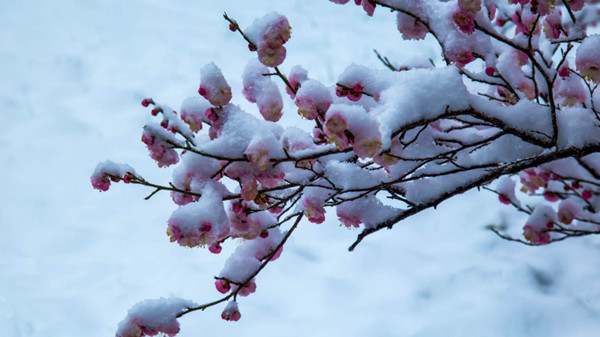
198 63 232 106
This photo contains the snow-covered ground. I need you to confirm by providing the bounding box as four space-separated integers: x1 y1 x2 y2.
2 1 600 336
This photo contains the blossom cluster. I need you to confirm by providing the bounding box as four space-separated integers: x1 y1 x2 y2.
92 2 600 335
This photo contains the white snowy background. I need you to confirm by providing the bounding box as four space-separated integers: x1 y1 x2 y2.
2 1 600 336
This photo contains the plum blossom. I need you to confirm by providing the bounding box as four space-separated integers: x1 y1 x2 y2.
453 8 475 34
294 79 332 120
558 198 581 224
116 298 194 337
141 125 180 167
523 205 556 245
91 161 136 192
198 63 232 106
576 35 600 83
286 65 309 97
221 301 241 322
245 13 291 67
324 104 382 158
396 12 428 40
167 185 229 248
496 176 519 206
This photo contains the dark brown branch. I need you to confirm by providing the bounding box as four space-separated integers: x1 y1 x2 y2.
562 0 577 24
349 142 600 251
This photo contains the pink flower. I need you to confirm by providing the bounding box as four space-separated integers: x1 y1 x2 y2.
141 98 154 107
543 191 560 202
523 224 551 245
558 65 570 78
261 15 291 46
240 175 258 201
446 49 475 67
496 176 518 205
558 199 580 224
170 174 199 206
256 84 283 122
257 43 287 67
354 137 382 158
180 97 211 133
215 279 231 294
169 219 220 248
91 161 136 192
576 35 600 83
453 9 475 34
250 14 291 67
256 169 285 188
325 111 348 136
498 194 511 205
245 145 271 172
238 280 257 297
555 75 587 107
171 191 198 206
221 301 241 322
337 207 362 228
543 9 562 40
513 10 540 36
286 65 308 97
116 298 192 337
294 79 332 120
520 170 546 193
396 12 428 40
198 63 232 106
349 83 364 101
209 242 222 254
360 0 375 16
325 104 382 157
522 205 555 245
166 190 229 248
303 197 326 224
141 129 179 167
91 174 111 191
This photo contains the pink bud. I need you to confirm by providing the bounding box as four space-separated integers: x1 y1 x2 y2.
498 194 511 205
215 279 231 294
199 222 212 233
209 243 222 254
123 173 133 184
543 191 559 202
141 98 153 107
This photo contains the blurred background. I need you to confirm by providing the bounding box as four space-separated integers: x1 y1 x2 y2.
2 1 600 336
